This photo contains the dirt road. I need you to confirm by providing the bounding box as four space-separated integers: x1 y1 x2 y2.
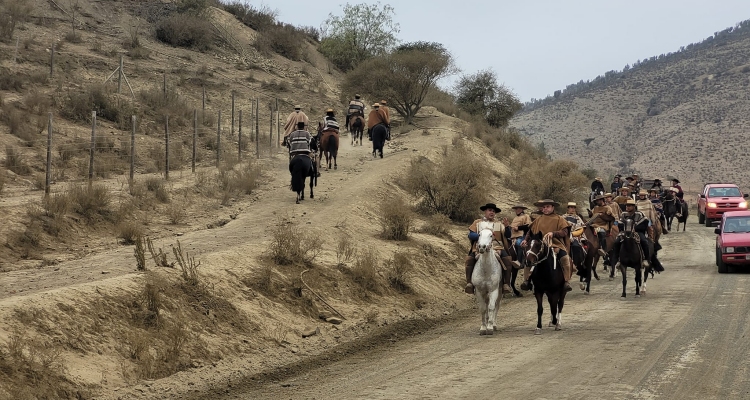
204 219 750 400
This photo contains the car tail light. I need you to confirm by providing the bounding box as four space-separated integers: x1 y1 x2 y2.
725 247 735 253
708 202 718 208
740 202 748 208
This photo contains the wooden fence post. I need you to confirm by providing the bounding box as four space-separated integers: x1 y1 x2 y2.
163 72 167 100
275 98 279 148
238 109 242 161
255 98 259 159
192 110 197 173
130 115 136 183
118 55 123 94
231 91 235 139
89 111 96 182
45 113 52 195
269 105 273 156
50 43 55 77
165 115 169 180
202 87 206 125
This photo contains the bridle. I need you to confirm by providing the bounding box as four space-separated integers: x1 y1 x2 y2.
525 239 551 267
476 227 497 253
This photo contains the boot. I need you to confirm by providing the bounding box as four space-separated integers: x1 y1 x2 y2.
520 266 532 291
597 231 608 257
501 256 518 293
464 255 476 294
561 255 573 292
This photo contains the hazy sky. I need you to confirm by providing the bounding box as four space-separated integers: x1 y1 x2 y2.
269 0 750 101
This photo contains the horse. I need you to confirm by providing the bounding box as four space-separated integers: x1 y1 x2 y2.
617 218 651 298
525 233 566 335
289 154 316 204
662 191 679 231
371 123 388 159
505 241 525 297
675 201 689 231
349 115 365 146
575 226 601 295
317 122 339 170
472 221 503 335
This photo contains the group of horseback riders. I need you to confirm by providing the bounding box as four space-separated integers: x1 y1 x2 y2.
463 173 683 296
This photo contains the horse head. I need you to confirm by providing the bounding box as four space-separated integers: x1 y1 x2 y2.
476 221 495 254
623 217 636 239
525 232 549 267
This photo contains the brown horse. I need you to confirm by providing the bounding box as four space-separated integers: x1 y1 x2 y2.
576 225 618 292
348 115 365 146
317 122 339 170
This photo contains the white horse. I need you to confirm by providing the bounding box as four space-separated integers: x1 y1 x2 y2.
473 221 502 335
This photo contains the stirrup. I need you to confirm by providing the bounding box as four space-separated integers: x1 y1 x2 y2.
597 248 607 257
564 282 573 292
642 260 650 268
520 281 531 291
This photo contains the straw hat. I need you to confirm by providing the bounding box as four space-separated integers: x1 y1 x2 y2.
294 105 301 110
594 194 607 201
638 190 648 196
372 103 380 108
511 204 528 210
567 202 578 208
604 192 613 198
533 199 560 207
595 177 602 181
380 100 387 105
625 199 637 205
325 108 334 113
355 94 361 98
620 186 631 192
479 203 501 213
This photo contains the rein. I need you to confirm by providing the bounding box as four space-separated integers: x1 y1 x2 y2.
526 239 551 268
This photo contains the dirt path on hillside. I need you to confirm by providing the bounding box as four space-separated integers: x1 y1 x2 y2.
147 218 750 400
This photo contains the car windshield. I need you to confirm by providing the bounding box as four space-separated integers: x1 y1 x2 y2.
708 187 742 197
723 217 750 233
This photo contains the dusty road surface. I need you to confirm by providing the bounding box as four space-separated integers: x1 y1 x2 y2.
192 220 750 400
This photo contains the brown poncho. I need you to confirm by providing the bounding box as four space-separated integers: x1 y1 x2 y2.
526 213 570 251
284 111 309 135
367 109 389 129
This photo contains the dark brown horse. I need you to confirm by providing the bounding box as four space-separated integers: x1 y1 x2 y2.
317 122 339 170
348 115 365 146
525 233 566 335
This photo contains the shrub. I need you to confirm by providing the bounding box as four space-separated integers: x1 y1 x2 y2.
145 177 170 203
421 213 451 236
386 251 413 293
336 235 355 265
5 145 31 175
221 1 277 31
351 249 380 293
378 195 413 240
504 158 588 204
0 168 5 194
62 84 122 124
69 183 111 220
117 220 144 244
166 201 187 224
0 0 33 42
0 68 24 91
402 143 488 223
63 31 82 43
269 221 322 265
155 13 214 51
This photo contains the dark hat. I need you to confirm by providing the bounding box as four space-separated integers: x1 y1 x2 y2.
355 94 361 98
615 174 622 177
625 176 634 181
480 203 501 212
594 194 606 201
671 178 680 183
511 204 528 210
533 199 560 207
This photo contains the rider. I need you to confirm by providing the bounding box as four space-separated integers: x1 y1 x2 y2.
345 94 366 129
613 186 633 210
591 177 605 194
605 193 622 224
610 175 622 194
519 199 573 292
367 102 390 140
649 188 667 234
465 203 518 294
671 178 684 201
283 105 309 136
650 178 664 195
563 202 586 267
322 108 340 132
509 204 532 264
611 199 651 269
636 190 661 240
530 201 544 222
286 121 313 157
590 194 615 257
380 100 392 139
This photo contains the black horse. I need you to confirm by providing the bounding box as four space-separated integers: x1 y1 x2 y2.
289 154 317 204
675 201 689 231
663 191 679 231
575 226 602 295
371 124 388 158
525 233 567 335
617 218 651 298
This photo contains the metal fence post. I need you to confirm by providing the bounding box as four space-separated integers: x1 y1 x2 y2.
165 115 169 180
192 110 197 173
216 110 221 167
45 113 52 195
130 115 136 182
238 109 243 161
89 111 96 182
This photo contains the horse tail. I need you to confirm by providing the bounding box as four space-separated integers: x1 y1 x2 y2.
328 133 338 157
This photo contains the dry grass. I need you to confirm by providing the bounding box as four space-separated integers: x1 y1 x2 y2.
5 145 32 175
401 142 488 223
117 220 145 244
269 221 322 265
166 201 188 224
145 177 170 203
351 248 380 293
134 236 147 271
336 235 356 265
378 195 414 240
69 183 111 221
155 13 214 51
420 213 451 236
173 240 201 286
503 158 588 204
386 251 414 293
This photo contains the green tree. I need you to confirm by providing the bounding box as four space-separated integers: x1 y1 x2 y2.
342 41 456 124
319 3 400 71
454 69 522 128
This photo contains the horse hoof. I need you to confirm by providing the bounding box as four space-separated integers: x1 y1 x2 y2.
620 295 626 299
594 275 600 281
493 325 498 331
555 324 562 331
534 328 542 335
334 165 337 170
609 276 614 281
548 322 555 327
584 291 590 295
479 329 487 335
310 194 314 199
486 329 494 335
579 282 586 291
295 200 300 204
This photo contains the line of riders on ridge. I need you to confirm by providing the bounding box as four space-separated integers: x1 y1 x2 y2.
281 94 392 163
463 174 688 296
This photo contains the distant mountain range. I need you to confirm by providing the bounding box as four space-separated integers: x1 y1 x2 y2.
511 19 750 191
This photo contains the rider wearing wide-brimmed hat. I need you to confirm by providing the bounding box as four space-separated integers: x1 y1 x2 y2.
590 194 616 257
604 192 622 222
283 105 309 136
611 199 651 270
322 108 340 132
670 178 684 200
614 186 634 210
520 199 574 292
465 203 518 295
345 94 366 129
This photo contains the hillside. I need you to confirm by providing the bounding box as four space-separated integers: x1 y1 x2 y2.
511 20 750 192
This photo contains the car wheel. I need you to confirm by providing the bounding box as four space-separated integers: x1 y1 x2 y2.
717 248 728 273
705 216 713 227
698 211 705 224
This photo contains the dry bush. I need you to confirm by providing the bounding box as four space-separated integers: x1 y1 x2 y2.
62 84 124 125
504 158 588 204
5 145 31 175
1 105 37 146
147 237 173 268
166 201 187 224
351 248 380 293
386 251 414 293
0 168 6 194
173 240 200 286
117 220 145 244
155 13 214 51
378 195 414 240
134 236 147 270
24 90 53 115
219 162 261 196
69 183 111 220
63 31 82 43
0 68 24 91
401 143 488 223
421 213 451 236
336 235 356 265
269 221 322 265
139 86 192 127
0 0 33 42
145 177 170 203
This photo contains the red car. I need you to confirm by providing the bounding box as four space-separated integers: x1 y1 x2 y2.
714 211 750 273
698 183 749 227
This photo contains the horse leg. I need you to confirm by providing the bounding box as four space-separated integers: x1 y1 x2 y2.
635 268 642 298
309 174 314 199
476 292 488 335
487 289 499 334
511 268 522 297
620 266 627 298
296 191 301 204
557 291 566 331
535 292 544 335
548 293 558 327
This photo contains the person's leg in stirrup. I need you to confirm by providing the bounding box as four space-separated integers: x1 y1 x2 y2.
464 254 476 294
